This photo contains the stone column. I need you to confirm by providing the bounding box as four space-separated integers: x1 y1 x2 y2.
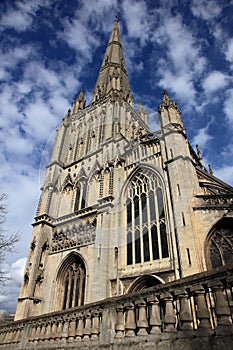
61 316 69 342
83 312 92 341
50 319 58 342
56 318 63 340
44 320 52 342
34 322 41 343
177 290 194 338
68 315 77 342
161 293 177 340
125 302 136 337
192 286 213 337
147 295 162 338
211 283 233 335
91 309 100 340
115 305 125 339
136 299 148 336
28 322 37 343
76 313 84 341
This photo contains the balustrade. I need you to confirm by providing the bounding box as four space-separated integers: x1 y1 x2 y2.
0 266 232 349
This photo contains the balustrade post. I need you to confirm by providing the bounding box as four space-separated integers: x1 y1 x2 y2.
115 305 125 339
0 328 5 342
4 330 10 344
176 290 194 338
12 328 18 343
14 327 22 343
91 309 100 340
50 319 58 342
83 312 92 341
34 322 41 343
68 315 77 342
38 321 46 342
124 302 136 337
56 318 63 340
211 283 233 335
44 320 51 342
135 299 148 336
147 295 162 339
29 322 37 343
76 313 84 341
192 286 213 337
61 316 69 342
7 327 14 344
161 293 177 340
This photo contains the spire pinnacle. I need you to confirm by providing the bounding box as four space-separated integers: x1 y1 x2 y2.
158 90 181 116
91 19 133 105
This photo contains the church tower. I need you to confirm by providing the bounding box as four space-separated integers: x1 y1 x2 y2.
15 19 233 321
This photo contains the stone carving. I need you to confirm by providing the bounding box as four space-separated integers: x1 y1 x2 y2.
51 218 97 252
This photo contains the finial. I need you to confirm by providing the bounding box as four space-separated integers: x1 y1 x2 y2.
162 90 171 105
196 144 202 159
115 16 118 22
159 89 181 114
208 164 214 175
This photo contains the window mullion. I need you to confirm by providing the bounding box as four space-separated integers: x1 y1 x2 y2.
147 193 153 261
72 271 78 308
132 197 135 264
66 271 72 309
155 191 162 259
79 184 83 210
139 193 143 263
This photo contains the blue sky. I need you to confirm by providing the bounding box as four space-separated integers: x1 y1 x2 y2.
0 0 233 313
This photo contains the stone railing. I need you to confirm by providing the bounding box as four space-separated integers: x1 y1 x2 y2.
0 265 233 349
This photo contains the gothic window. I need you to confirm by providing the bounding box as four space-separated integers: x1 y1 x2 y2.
207 221 233 269
74 180 87 210
56 254 86 310
126 169 169 265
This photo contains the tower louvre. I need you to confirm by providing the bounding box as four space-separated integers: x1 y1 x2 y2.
15 19 233 328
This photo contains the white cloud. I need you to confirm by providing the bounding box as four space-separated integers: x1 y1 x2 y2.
214 165 233 187
152 14 207 108
0 258 26 313
1 8 33 32
192 123 213 149
158 68 196 105
122 0 152 45
0 0 52 32
225 38 233 64
202 71 229 94
191 0 222 20
223 89 233 124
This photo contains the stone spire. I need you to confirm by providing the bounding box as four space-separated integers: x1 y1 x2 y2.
91 18 133 105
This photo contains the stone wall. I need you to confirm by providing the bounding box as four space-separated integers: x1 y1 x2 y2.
0 265 233 349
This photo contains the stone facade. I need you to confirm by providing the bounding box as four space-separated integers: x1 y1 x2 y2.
1 18 232 347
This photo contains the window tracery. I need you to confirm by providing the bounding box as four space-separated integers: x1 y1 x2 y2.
126 169 169 265
56 255 86 311
207 224 233 269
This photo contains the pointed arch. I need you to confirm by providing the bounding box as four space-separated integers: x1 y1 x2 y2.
74 170 87 211
123 165 169 265
55 253 86 310
128 274 164 293
205 218 233 270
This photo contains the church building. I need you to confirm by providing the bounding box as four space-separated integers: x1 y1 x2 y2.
15 18 233 323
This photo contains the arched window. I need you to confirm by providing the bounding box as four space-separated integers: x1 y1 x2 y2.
206 220 233 269
56 254 86 310
74 180 87 211
126 169 169 265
